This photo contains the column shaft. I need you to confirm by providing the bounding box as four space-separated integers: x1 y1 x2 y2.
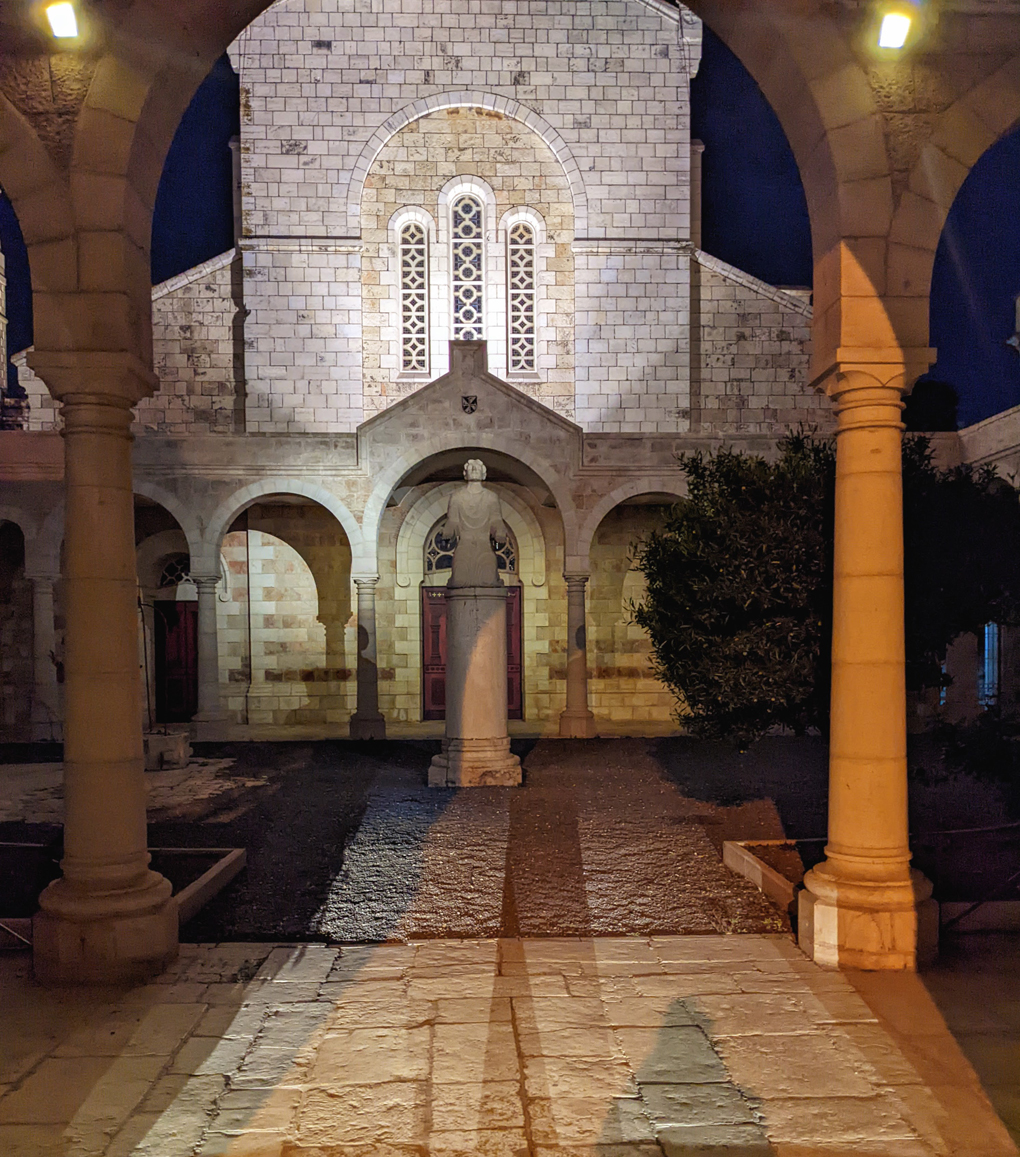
559 574 597 738
29 574 60 742
192 575 225 724
350 575 386 740
799 377 934 970
33 391 177 983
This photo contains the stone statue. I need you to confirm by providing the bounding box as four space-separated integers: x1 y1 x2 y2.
440 459 508 588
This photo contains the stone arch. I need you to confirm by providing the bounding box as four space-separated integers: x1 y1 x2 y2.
362 437 578 574
890 51 1020 303
201 478 366 573
136 529 192 592
133 480 204 565
347 92 589 236
575 480 685 572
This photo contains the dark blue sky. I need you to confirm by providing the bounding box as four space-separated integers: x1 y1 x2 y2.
2 28 1018 427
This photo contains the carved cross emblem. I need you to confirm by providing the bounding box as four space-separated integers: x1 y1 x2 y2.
461 395 478 414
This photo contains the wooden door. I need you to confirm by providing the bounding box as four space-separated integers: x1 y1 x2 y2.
154 602 199 723
422 587 447 720
421 585 523 720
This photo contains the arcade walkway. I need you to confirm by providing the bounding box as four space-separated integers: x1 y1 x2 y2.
1 934 1015 1157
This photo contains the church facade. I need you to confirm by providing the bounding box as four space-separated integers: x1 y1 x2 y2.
4 0 833 741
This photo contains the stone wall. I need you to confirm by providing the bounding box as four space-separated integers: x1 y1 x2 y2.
587 503 676 726
136 252 244 435
0 541 33 741
692 251 830 436
216 503 354 725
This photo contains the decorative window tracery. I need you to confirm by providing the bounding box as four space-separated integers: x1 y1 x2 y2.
507 221 536 372
158 555 191 589
400 222 429 372
424 520 517 575
451 194 484 340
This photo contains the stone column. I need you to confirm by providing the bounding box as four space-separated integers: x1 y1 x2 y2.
349 575 386 740
28 353 178 984
559 574 597 738
799 371 935 970
429 585 522 787
943 632 980 724
191 574 226 726
28 572 61 742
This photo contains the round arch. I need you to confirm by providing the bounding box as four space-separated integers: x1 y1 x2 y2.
347 91 589 235
362 437 578 573
394 481 547 590
577 480 685 565
133 480 204 564
200 478 366 574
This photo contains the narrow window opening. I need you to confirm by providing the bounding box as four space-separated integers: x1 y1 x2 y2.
507 221 536 372
400 222 429 373
452 194 484 340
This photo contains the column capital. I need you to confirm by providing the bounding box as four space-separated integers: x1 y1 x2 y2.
809 348 937 398
353 573 381 587
27 350 158 406
563 572 590 587
190 573 220 588
24 570 59 585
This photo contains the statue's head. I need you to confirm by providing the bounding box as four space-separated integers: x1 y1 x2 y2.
463 458 487 481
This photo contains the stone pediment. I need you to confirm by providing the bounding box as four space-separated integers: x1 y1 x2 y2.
357 342 583 475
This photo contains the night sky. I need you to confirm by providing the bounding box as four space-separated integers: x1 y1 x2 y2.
1 26 1018 427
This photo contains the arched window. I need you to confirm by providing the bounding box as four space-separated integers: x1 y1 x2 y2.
507 221 536 372
424 519 517 575
451 194 484 340
400 221 429 372
158 554 191 589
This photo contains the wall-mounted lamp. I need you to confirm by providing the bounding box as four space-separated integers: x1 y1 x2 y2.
878 11 912 48
45 2 78 38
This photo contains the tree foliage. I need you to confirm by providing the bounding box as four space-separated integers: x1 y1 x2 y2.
633 433 1020 747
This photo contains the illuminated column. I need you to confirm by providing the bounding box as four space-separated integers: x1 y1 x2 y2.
192 574 225 724
28 571 61 742
559 573 597 738
799 370 935 970
29 353 178 984
350 575 386 740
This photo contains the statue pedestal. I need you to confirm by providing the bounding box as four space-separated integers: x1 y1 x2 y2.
428 585 522 787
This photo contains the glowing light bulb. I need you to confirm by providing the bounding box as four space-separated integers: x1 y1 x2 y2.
46 3 79 38
878 12 912 48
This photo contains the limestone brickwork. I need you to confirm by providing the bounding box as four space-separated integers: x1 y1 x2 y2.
588 502 677 726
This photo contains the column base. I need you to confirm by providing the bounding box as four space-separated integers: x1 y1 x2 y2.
350 713 386 740
558 709 597 738
33 871 179 985
428 736 522 787
798 865 937 971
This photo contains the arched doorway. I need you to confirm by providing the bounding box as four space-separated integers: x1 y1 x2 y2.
420 517 523 721
136 502 199 725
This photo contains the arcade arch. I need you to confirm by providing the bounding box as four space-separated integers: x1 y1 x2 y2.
585 491 684 731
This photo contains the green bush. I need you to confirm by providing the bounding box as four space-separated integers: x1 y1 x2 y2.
633 433 1020 747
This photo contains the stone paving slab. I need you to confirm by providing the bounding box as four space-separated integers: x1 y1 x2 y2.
1 936 1016 1156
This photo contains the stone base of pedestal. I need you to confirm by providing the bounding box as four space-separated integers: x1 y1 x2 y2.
428 736 522 787
350 714 387 740
33 873 179 985
558 709 597 738
797 866 937 970
144 729 192 770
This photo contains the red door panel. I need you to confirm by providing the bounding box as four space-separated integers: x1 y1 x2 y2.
154 601 199 723
422 587 447 720
422 584 523 721
506 584 523 719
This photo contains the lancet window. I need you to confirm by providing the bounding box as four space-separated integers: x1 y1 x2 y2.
507 222 536 372
451 194 484 341
400 222 430 372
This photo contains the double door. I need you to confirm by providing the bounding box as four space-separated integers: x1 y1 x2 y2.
422 585 523 720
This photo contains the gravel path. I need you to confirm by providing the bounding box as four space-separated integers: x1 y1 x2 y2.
2 739 801 941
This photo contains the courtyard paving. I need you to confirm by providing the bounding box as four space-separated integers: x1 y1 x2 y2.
1 935 1015 1157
